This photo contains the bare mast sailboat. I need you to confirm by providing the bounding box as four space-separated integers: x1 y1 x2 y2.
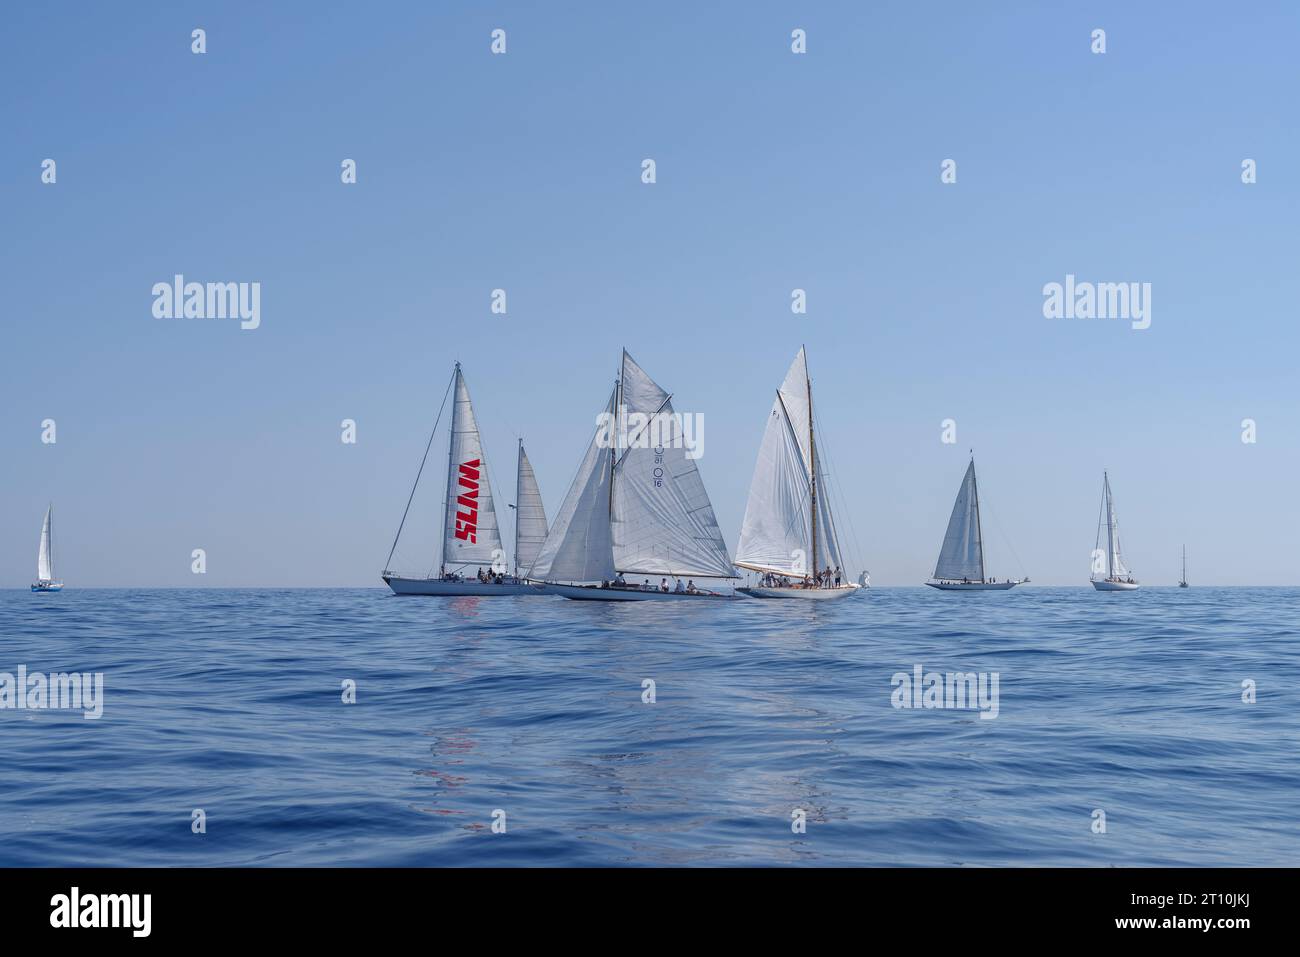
31 504 63 592
383 363 547 596
1091 471 1139 591
1179 545 1189 588
735 347 859 600
926 457 1024 590
528 349 738 600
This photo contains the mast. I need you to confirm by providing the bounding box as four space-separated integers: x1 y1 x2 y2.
440 362 461 574
608 356 622 524
514 439 523 579
807 350 818 581
971 455 985 582
1104 472 1115 580
1181 544 1187 585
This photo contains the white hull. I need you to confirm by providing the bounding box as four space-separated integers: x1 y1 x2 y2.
738 584 860 601
547 582 738 602
31 581 63 593
383 575 547 597
1092 579 1140 591
926 580 1020 591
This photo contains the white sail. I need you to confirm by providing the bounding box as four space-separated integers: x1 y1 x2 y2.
735 348 843 576
37 506 53 581
934 461 984 581
611 351 735 578
441 365 504 569
1102 473 1130 578
513 443 548 574
527 388 618 583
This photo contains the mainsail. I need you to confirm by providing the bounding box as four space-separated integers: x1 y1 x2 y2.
933 460 984 581
441 365 504 569
735 348 844 576
37 506 53 582
513 442 549 575
611 352 735 578
530 350 735 582
1099 472 1130 578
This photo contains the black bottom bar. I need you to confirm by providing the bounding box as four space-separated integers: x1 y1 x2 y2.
0 867 1278 942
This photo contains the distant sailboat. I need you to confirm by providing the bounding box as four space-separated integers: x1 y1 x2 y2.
735 348 859 600
32 504 63 592
1179 545 1189 588
383 363 547 596
1091 471 1139 591
529 349 738 600
926 457 1024 590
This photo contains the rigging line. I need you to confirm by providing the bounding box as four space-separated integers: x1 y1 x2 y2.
977 484 1028 578
384 368 456 574
811 403 862 575
1093 477 1106 577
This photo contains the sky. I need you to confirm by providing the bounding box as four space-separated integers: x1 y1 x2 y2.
2 1 1297 587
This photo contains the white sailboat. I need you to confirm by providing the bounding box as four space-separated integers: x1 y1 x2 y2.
926 457 1024 590
1179 545 1189 588
32 504 63 592
1091 471 1139 591
528 349 738 601
383 363 547 596
735 348 859 600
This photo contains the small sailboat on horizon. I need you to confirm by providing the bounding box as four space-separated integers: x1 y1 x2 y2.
1091 471 1139 591
926 456 1025 590
1179 544 1189 588
32 504 63 593
383 363 548 596
528 349 739 600
734 347 860 600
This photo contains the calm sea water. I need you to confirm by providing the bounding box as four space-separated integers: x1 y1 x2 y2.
1 587 1296 866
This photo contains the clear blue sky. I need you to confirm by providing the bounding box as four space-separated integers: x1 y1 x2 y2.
3 1 1296 586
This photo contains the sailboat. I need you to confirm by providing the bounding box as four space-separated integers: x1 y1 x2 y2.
528 349 738 600
1091 471 1139 591
926 457 1024 590
734 347 859 600
1179 545 1189 588
31 504 63 592
382 363 548 596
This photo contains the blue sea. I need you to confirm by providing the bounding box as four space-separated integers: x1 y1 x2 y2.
1 587 1295 866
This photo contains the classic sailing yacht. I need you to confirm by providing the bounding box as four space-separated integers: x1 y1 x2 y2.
382 363 547 596
1179 545 1189 588
1091 471 1139 591
926 457 1024 590
31 504 63 592
734 348 859 600
528 349 738 600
